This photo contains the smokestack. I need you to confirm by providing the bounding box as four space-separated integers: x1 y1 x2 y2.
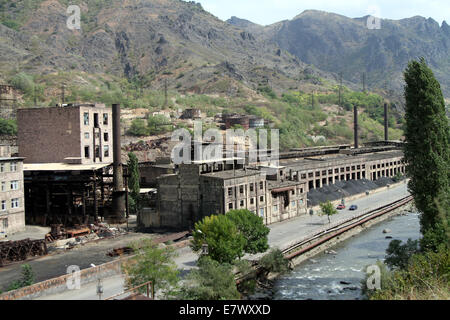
354 105 359 149
384 103 389 141
110 103 126 223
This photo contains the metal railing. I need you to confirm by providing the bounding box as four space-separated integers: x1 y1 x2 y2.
104 281 154 300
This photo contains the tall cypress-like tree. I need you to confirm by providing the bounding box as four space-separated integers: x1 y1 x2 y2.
403 58 450 250
127 152 140 214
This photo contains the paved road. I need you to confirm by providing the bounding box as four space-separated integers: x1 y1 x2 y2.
36 182 410 300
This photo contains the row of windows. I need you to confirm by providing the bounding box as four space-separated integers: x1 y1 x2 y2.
273 200 304 213
0 162 17 173
84 145 110 159
227 182 265 197
83 113 109 127
371 161 404 170
84 132 109 142
1 181 20 192
1 198 20 211
228 195 265 210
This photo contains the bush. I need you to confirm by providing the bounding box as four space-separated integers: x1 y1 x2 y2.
385 239 420 270
0 118 17 135
128 119 148 136
177 257 240 300
259 249 290 275
7 264 34 291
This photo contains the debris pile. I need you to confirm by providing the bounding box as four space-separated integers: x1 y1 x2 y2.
124 137 170 152
0 239 48 267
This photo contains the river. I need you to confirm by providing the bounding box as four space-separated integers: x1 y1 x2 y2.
272 211 421 300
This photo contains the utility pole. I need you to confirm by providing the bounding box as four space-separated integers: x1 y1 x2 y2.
339 73 342 105
362 72 366 93
164 78 168 107
61 85 65 105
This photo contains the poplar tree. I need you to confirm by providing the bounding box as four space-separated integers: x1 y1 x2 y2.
127 152 140 214
403 58 450 251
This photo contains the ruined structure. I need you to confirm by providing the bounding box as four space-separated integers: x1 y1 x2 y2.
17 104 113 164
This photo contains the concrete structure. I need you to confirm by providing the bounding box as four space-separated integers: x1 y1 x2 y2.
280 150 406 192
142 143 406 231
17 104 113 164
0 145 25 236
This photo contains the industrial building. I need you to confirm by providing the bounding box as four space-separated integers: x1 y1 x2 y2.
17 104 113 164
0 145 25 236
16 104 127 227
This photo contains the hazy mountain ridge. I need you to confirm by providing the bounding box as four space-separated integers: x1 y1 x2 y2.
228 10 450 98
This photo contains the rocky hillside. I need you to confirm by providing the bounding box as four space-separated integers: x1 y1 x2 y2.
228 10 450 98
0 0 334 95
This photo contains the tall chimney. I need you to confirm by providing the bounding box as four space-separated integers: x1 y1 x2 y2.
384 103 389 141
110 103 126 223
354 105 359 149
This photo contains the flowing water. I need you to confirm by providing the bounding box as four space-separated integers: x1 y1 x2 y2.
273 211 421 300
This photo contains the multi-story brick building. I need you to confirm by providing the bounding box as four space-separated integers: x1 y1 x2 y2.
17 104 113 164
0 145 25 236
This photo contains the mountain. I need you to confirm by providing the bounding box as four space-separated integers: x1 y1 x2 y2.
228 10 450 98
0 0 335 95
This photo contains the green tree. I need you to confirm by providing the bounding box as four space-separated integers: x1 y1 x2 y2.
384 239 420 270
226 209 270 255
259 248 290 277
0 118 17 135
7 264 35 291
403 58 450 251
123 239 180 298
178 257 240 300
127 152 140 214
320 201 338 223
147 115 172 135
191 215 245 264
128 119 148 136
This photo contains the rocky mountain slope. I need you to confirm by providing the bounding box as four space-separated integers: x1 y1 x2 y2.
0 0 334 95
228 10 450 98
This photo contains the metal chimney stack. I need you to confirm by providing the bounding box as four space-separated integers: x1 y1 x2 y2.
110 103 126 223
384 103 389 141
354 105 359 149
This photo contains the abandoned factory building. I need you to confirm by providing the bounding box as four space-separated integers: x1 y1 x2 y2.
142 143 406 231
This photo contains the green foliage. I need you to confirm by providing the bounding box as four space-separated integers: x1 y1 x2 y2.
147 115 172 135
124 239 180 298
257 85 276 99
226 209 270 255
319 201 338 223
127 152 140 214
403 58 450 251
7 264 35 291
385 239 420 270
191 215 246 264
128 119 148 136
0 118 17 135
368 245 450 300
177 257 240 300
259 249 290 275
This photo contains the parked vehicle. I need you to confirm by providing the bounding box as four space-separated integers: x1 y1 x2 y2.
337 204 346 210
349 205 358 211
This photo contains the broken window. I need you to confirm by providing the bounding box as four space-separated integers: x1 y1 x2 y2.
84 146 90 158
240 185 244 194
84 112 89 125
84 132 90 139
95 146 100 158
228 203 233 210
249 183 254 192
260 196 264 202
250 198 254 205
94 113 99 128
1 200 5 211
259 182 264 190
104 132 109 142
103 113 108 125
104 145 109 157
228 188 232 196
11 198 19 209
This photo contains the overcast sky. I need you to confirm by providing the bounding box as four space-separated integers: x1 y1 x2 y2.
197 0 449 26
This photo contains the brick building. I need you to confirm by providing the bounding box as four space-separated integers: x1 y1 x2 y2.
0 145 25 236
17 104 113 164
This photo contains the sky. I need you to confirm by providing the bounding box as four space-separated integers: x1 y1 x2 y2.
197 0 449 26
